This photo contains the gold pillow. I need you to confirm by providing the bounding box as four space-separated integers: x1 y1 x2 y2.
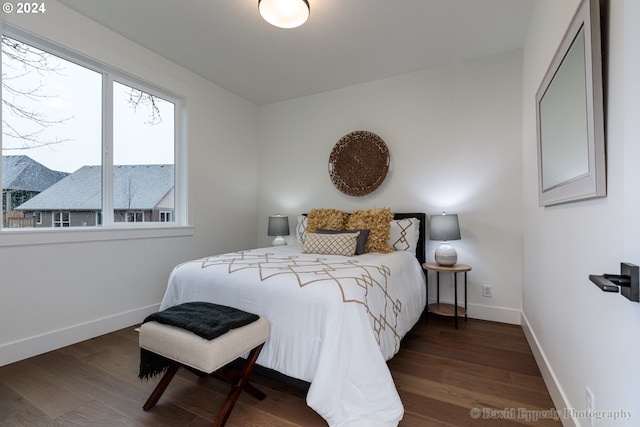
347 208 393 253
303 232 359 256
306 208 349 233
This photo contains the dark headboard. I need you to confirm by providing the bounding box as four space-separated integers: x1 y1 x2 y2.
303 212 426 265
393 212 426 265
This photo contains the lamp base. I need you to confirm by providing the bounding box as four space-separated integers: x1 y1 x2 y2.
435 243 457 266
271 236 287 246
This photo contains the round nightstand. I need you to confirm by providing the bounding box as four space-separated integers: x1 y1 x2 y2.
422 262 472 328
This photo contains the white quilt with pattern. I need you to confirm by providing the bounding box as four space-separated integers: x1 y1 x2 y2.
159 245 426 427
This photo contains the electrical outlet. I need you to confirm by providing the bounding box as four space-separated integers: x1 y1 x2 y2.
482 284 493 297
586 387 595 426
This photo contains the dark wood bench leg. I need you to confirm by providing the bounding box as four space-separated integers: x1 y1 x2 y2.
143 364 180 410
213 343 265 427
212 366 267 401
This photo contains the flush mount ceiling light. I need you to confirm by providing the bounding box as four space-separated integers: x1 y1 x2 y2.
258 0 310 29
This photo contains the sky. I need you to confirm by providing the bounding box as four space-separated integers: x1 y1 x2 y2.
2 36 175 174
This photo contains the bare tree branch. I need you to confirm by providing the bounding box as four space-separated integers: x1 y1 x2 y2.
1 35 163 152
1 35 59 74
127 88 163 125
1 35 74 148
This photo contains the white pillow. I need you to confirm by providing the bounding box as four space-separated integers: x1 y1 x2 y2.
388 218 420 252
296 215 308 245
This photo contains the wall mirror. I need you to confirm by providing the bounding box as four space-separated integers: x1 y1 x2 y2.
536 0 606 207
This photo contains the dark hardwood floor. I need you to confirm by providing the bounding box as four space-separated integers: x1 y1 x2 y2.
0 315 561 426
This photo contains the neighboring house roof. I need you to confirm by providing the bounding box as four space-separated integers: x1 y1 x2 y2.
15 164 174 211
2 155 68 192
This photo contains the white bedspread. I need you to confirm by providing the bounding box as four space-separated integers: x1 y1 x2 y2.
159 245 426 427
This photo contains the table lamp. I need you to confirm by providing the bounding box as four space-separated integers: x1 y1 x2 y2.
429 212 461 266
268 215 290 246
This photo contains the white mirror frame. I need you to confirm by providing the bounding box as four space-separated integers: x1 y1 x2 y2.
536 0 606 207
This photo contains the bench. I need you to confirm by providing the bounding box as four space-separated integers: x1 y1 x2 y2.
139 306 270 427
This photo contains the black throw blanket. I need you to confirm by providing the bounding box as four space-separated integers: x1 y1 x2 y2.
139 302 260 379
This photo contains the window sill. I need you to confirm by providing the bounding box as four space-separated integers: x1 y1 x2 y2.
0 225 194 247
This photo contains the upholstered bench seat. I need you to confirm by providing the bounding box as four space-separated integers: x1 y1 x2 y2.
139 307 270 427
140 316 270 374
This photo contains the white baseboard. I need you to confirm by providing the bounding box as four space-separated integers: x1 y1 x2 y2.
429 299 522 325
0 304 160 367
521 312 576 427
467 302 522 325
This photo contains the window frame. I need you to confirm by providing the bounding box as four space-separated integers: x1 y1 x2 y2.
52 211 70 228
160 211 172 222
125 211 144 223
0 24 190 246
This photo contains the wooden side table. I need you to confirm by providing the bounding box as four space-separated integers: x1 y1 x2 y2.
423 262 472 328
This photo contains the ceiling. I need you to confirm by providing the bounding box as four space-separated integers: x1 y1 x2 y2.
58 0 536 106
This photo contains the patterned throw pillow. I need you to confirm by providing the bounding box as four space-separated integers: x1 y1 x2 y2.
347 208 393 253
303 232 359 256
388 218 420 252
306 208 349 233
317 229 370 255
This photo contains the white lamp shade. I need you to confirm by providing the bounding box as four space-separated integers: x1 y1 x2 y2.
259 0 310 29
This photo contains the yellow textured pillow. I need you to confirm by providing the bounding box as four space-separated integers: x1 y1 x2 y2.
347 208 393 253
306 208 349 233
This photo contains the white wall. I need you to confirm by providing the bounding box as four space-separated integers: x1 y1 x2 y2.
522 1 640 425
0 1 259 366
257 50 524 324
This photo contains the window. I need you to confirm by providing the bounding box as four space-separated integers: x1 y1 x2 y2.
1 26 184 233
125 211 144 223
113 81 175 224
52 211 70 227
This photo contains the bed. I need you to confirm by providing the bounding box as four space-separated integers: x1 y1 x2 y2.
158 212 427 427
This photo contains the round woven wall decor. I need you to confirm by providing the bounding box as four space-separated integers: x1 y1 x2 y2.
328 131 390 196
